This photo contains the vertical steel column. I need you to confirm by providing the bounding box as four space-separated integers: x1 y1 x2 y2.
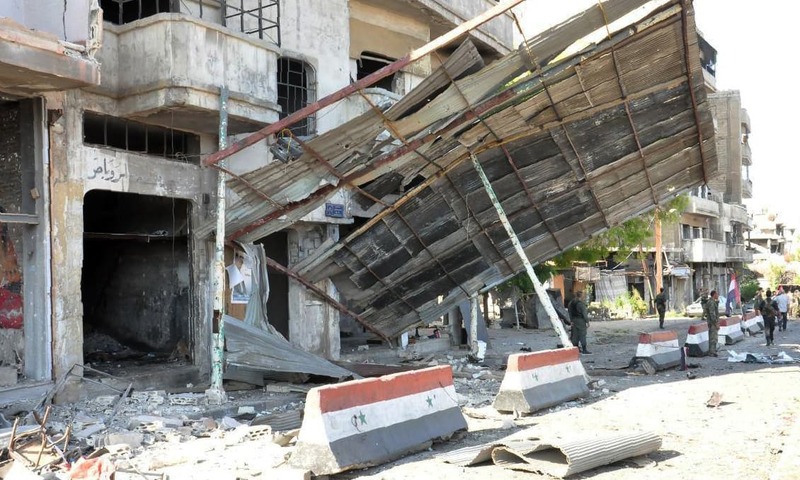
208 86 229 404
470 153 571 348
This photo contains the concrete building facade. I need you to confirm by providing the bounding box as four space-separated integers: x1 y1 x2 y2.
0 0 513 397
660 36 754 311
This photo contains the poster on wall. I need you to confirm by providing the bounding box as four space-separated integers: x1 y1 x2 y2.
229 254 254 304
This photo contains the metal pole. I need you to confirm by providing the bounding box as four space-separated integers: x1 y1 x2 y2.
470 295 479 356
207 86 229 405
202 0 526 167
470 153 571 347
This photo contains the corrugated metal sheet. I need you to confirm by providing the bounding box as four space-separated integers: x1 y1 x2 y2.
214 0 715 338
491 431 662 477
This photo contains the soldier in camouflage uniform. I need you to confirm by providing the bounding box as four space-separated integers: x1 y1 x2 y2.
704 290 720 357
568 291 591 354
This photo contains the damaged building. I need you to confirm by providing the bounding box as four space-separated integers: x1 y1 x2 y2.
0 0 718 401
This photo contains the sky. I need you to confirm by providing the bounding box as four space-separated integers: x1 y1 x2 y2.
517 0 796 226
692 1 797 225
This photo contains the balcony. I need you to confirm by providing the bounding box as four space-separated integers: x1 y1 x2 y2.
741 108 751 134
725 204 751 226
686 195 720 218
91 14 280 135
682 238 727 263
741 142 752 166
726 244 754 263
0 18 100 95
742 178 753 199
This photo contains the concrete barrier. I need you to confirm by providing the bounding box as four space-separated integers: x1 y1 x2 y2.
633 331 681 370
493 347 588 414
685 323 710 357
719 316 744 344
289 365 467 475
742 312 763 335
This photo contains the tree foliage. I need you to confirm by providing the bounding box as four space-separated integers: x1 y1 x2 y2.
498 195 689 294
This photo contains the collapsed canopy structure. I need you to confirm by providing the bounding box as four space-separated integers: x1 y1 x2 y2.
206 0 716 339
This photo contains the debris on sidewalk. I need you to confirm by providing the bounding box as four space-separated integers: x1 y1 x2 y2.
726 350 798 364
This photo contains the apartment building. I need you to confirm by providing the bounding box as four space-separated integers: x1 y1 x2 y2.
660 34 754 310
0 0 513 397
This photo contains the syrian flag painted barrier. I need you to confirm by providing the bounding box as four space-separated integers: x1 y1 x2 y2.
493 347 589 414
741 312 763 335
685 323 710 357
290 365 467 475
632 331 682 370
719 316 744 344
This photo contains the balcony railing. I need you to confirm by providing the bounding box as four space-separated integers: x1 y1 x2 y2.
94 14 280 134
726 244 753 263
686 195 720 217
742 178 753 199
741 142 752 166
682 238 727 263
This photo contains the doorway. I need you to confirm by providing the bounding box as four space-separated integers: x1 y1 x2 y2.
82 191 192 367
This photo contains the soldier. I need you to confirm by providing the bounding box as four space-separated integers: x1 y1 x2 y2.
655 287 667 329
568 291 591 354
704 290 720 357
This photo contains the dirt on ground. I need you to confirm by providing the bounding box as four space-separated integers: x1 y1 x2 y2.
342 315 800 480
4 315 800 479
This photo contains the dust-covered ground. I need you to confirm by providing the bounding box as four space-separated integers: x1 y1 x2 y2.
7 316 800 479
340 315 800 480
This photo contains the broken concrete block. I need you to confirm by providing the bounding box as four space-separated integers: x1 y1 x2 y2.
0 366 17 387
131 390 167 405
93 395 119 407
103 432 144 448
74 422 107 439
237 406 256 415
168 393 204 406
128 415 183 430
220 416 242 430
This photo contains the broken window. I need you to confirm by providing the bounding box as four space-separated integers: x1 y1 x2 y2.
100 0 175 25
277 57 316 136
357 52 396 92
83 112 200 163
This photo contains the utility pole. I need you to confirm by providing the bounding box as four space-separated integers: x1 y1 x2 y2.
655 212 663 293
207 86 229 405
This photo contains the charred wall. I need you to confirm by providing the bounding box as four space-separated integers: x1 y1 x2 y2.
82 191 191 353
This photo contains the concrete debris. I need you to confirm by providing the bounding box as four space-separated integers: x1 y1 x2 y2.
727 350 798 364
706 391 723 408
102 432 144 448
0 365 18 386
167 393 205 406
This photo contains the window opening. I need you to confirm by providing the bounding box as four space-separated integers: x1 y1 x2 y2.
277 58 316 136
83 112 200 163
100 0 175 25
357 53 396 92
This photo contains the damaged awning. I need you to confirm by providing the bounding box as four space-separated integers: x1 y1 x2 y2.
204 0 716 339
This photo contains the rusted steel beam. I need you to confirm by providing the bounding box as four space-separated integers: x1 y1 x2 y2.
202 0 527 167
226 88 518 241
263 255 393 345
680 0 710 185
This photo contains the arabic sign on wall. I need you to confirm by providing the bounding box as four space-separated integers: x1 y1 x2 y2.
85 154 129 190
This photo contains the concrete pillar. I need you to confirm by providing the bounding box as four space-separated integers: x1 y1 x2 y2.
48 91 85 401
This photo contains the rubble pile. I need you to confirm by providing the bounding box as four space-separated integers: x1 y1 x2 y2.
0 387 307 479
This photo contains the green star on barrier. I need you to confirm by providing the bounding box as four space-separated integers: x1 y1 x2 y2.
426 396 433 407
532 372 539 382
359 411 367 425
